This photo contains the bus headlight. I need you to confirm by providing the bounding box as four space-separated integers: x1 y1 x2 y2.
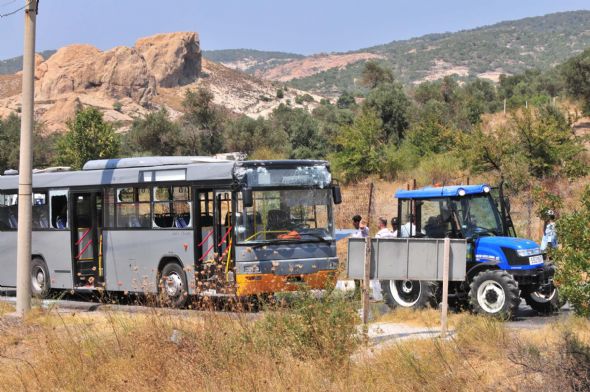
244 265 261 274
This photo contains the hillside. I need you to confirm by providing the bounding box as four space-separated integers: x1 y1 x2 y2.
0 49 56 75
196 11 590 95
203 48 304 75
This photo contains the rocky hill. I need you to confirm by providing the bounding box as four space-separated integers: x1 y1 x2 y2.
199 11 590 95
0 33 322 133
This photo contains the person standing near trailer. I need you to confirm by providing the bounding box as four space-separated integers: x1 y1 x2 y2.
541 210 558 251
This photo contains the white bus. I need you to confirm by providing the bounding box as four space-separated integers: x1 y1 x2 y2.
0 157 341 306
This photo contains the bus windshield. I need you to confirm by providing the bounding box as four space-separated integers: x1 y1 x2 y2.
236 189 333 243
450 194 503 238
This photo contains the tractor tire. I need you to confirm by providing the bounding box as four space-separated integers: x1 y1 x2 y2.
31 257 51 298
469 270 520 318
381 280 438 310
522 284 563 314
158 262 189 308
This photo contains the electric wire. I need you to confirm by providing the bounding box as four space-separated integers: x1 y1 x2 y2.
0 0 35 19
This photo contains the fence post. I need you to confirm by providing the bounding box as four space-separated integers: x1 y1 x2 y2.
441 237 450 337
362 237 371 327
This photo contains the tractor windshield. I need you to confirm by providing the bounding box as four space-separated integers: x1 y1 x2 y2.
450 194 504 238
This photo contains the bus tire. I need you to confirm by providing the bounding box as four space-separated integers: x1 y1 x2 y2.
381 280 437 309
158 262 188 308
31 257 51 298
469 270 520 318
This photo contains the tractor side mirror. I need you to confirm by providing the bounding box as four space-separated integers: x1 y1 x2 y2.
332 185 342 205
243 189 253 207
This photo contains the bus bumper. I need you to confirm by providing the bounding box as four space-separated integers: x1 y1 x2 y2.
235 270 336 296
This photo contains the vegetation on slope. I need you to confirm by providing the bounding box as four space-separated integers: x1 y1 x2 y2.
290 10 590 93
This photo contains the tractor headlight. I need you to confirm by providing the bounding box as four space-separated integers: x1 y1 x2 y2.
483 185 491 193
517 248 541 257
458 188 466 196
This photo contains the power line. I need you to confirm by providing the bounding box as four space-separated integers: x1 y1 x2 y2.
0 0 34 18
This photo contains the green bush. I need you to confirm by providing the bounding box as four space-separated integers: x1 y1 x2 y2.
253 291 359 363
554 186 590 317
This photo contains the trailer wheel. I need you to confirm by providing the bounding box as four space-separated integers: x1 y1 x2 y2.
31 258 51 298
158 262 188 308
381 280 437 309
522 284 562 314
469 270 520 318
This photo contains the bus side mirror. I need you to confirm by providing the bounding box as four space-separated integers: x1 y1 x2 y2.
243 189 253 207
332 185 342 205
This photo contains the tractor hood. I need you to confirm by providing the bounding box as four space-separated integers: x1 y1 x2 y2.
476 236 540 251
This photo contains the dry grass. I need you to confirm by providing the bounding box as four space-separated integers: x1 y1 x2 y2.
0 300 587 392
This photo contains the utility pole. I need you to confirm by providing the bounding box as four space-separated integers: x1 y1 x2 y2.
16 0 38 316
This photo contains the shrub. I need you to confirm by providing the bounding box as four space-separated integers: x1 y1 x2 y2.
276 88 284 99
553 185 590 317
253 291 359 363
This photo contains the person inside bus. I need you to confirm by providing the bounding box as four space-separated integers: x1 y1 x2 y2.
55 204 68 229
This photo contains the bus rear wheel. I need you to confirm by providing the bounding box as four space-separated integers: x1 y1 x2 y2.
31 258 51 298
381 280 437 309
159 262 188 308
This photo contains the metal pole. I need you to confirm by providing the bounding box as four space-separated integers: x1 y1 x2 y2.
16 0 38 316
441 237 450 337
362 236 371 326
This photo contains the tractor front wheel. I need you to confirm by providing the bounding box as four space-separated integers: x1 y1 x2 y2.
469 270 520 318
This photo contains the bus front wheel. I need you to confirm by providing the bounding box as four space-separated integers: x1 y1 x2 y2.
31 257 51 298
159 262 188 308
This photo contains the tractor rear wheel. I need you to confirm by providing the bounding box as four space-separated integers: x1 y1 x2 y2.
381 280 437 309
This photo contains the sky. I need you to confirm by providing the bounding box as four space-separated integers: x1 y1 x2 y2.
0 0 589 59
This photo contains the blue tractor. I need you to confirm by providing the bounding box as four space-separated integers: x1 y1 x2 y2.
381 184 559 317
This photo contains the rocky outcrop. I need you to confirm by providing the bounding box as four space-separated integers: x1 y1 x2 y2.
136 32 201 88
35 44 156 105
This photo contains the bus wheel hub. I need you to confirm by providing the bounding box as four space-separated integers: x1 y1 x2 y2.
165 273 183 297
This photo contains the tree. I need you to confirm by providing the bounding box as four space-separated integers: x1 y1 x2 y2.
124 108 181 156
553 185 590 317
56 107 120 169
180 87 225 155
360 61 394 89
467 106 588 191
336 91 356 109
329 109 385 182
270 104 326 159
562 48 590 113
223 115 286 156
363 83 410 145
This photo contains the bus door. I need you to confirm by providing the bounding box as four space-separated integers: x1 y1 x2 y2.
215 191 234 283
71 191 103 287
194 190 215 272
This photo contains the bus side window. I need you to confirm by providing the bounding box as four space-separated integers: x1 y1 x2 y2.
49 191 68 229
32 192 49 229
0 193 17 229
116 187 150 228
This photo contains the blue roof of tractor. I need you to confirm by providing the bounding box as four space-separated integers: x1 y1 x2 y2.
395 184 491 199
